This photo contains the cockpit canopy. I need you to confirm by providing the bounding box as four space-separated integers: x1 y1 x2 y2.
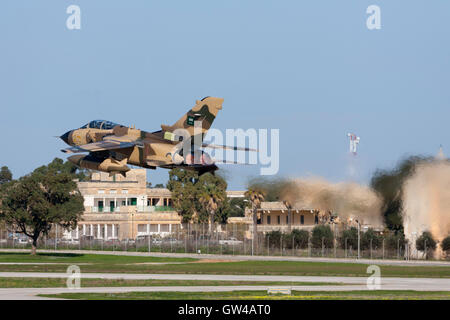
80 120 120 130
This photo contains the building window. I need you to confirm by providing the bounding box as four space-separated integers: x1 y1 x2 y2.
277 215 280 225
314 214 319 224
300 215 304 225
98 190 105 194
122 189 128 194
110 189 117 194
286 216 289 224
267 216 271 225
121 201 126 206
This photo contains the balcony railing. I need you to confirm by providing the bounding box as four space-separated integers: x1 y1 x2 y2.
87 205 175 213
91 206 123 213
136 206 174 212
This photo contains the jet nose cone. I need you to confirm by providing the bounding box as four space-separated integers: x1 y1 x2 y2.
60 131 71 144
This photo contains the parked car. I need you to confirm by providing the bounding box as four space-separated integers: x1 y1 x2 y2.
219 237 243 245
152 238 162 245
61 238 80 245
121 238 135 245
163 238 182 245
16 238 30 244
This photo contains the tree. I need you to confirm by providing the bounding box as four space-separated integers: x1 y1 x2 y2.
0 166 12 185
265 230 283 248
311 225 334 249
167 169 228 224
167 168 201 223
226 198 248 217
361 228 382 250
385 232 406 251
197 173 227 232
34 158 89 182
415 231 436 259
0 161 84 255
286 229 310 249
340 227 359 249
245 187 266 254
441 236 450 256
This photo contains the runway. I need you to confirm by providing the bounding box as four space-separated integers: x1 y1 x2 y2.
0 272 449 299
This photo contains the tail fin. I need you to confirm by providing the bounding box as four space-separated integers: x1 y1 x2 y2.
161 97 223 141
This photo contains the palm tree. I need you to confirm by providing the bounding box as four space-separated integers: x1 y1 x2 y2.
199 188 225 234
245 188 266 255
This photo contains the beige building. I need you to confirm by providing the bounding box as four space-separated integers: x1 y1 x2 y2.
254 202 319 233
65 169 245 240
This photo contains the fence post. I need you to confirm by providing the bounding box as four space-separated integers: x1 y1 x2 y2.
334 239 336 258
382 239 385 259
280 234 283 256
308 235 311 257
55 225 58 251
370 239 373 259
321 237 324 257
292 235 294 256
345 238 347 258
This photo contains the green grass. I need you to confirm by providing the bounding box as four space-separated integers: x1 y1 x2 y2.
0 252 449 278
39 290 450 300
0 277 345 288
0 252 195 264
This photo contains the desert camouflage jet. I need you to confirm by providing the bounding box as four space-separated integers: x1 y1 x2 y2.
60 97 253 177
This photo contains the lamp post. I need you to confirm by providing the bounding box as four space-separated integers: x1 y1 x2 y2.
345 238 348 258
356 219 360 260
424 239 427 260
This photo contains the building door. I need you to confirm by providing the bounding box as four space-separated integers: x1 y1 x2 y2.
110 201 115 212
98 201 104 212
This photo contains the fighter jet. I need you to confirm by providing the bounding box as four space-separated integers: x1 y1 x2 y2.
60 97 253 177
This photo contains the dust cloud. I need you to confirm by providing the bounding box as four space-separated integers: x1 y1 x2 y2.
282 178 383 227
402 160 450 247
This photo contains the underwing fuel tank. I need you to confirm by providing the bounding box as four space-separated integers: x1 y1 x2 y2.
68 155 130 176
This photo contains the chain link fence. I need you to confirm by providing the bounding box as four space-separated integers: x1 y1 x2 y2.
0 224 445 260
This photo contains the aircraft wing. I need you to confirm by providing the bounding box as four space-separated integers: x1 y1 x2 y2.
61 136 139 154
201 143 257 152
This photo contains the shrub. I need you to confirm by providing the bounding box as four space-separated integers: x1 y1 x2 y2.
361 228 382 250
415 231 436 251
339 227 358 249
416 231 437 259
283 229 310 249
311 225 334 249
441 236 450 253
265 230 283 248
385 233 406 250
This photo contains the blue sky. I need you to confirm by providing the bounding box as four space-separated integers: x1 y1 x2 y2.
0 1 449 190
